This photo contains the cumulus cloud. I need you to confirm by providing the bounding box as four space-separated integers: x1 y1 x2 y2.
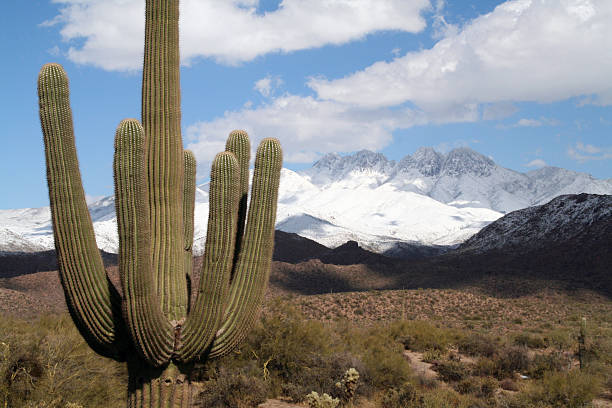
184 93 437 174
525 159 547 168
567 142 612 162
46 0 430 70
481 102 519 121
309 0 612 112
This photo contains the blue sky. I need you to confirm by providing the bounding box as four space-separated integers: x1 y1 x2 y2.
1 0 611 209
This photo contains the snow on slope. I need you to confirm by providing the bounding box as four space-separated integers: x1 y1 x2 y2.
276 168 500 250
1 147 610 254
459 194 612 253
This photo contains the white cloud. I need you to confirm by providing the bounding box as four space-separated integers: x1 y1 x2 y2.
47 45 61 56
185 94 434 174
254 75 283 97
525 159 547 168
516 118 542 127
567 142 612 162
576 142 601 155
309 0 612 113
496 116 560 129
47 0 430 70
254 77 272 97
431 0 458 40
481 102 518 121
184 90 485 175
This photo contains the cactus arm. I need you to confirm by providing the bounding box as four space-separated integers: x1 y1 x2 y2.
183 150 196 278
224 130 251 263
142 0 188 321
209 138 282 358
176 152 240 362
114 119 174 366
38 63 124 358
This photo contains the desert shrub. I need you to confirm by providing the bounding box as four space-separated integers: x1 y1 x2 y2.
420 387 481 408
472 346 529 380
203 304 372 403
476 377 498 399
527 352 568 379
543 329 573 350
360 336 412 390
454 376 497 399
499 378 519 391
457 333 498 358
514 333 546 349
494 346 530 379
433 360 468 383
472 357 497 377
502 370 601 408
236 305 343 401
195 367 269 408
455 378 478 395
422 348 445 363
380 382 421 408
389 321 456 353
413 372 439 390
0 314 125 408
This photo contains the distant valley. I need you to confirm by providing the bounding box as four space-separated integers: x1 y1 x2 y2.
2 193 610 317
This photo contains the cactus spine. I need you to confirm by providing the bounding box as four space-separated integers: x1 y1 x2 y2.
38 0 282 406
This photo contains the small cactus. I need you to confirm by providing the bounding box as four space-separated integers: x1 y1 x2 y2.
306 391 340 408
578 317 587 370
335 367 360 405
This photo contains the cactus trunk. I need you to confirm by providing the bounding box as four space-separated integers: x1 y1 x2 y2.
127 359 194 408
38 0 282 406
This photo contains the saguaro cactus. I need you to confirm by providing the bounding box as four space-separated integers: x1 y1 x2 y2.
38 0 282 406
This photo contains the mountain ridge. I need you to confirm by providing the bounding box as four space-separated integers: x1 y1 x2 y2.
1 146 610 254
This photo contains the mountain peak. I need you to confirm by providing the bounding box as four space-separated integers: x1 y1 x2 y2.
349 150 392 170
411 147 445 176
442 147 495 177
307 149 394 183
312 152 342 171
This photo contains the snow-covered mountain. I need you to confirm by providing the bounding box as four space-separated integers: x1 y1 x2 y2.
459 193 612 253
1 147 610 254
305 148 612 213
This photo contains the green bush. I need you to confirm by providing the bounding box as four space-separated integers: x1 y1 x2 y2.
527 352 568 379
514 333 547 349
499 378 519 391
361 335 412 390
381 382 421 408
502 370 601 408
420 387 481 408
457 333 498 358
476 377 497 399
216 305 364 402
493 346 530 379
455 378 478 395
0 315 125 408
390 321 456 352
195 367 269 408
433 360 469 383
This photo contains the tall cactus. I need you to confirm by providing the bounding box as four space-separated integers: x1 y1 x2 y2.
38 0 282 406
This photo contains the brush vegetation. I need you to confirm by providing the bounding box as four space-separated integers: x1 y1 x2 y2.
1 288 611 407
